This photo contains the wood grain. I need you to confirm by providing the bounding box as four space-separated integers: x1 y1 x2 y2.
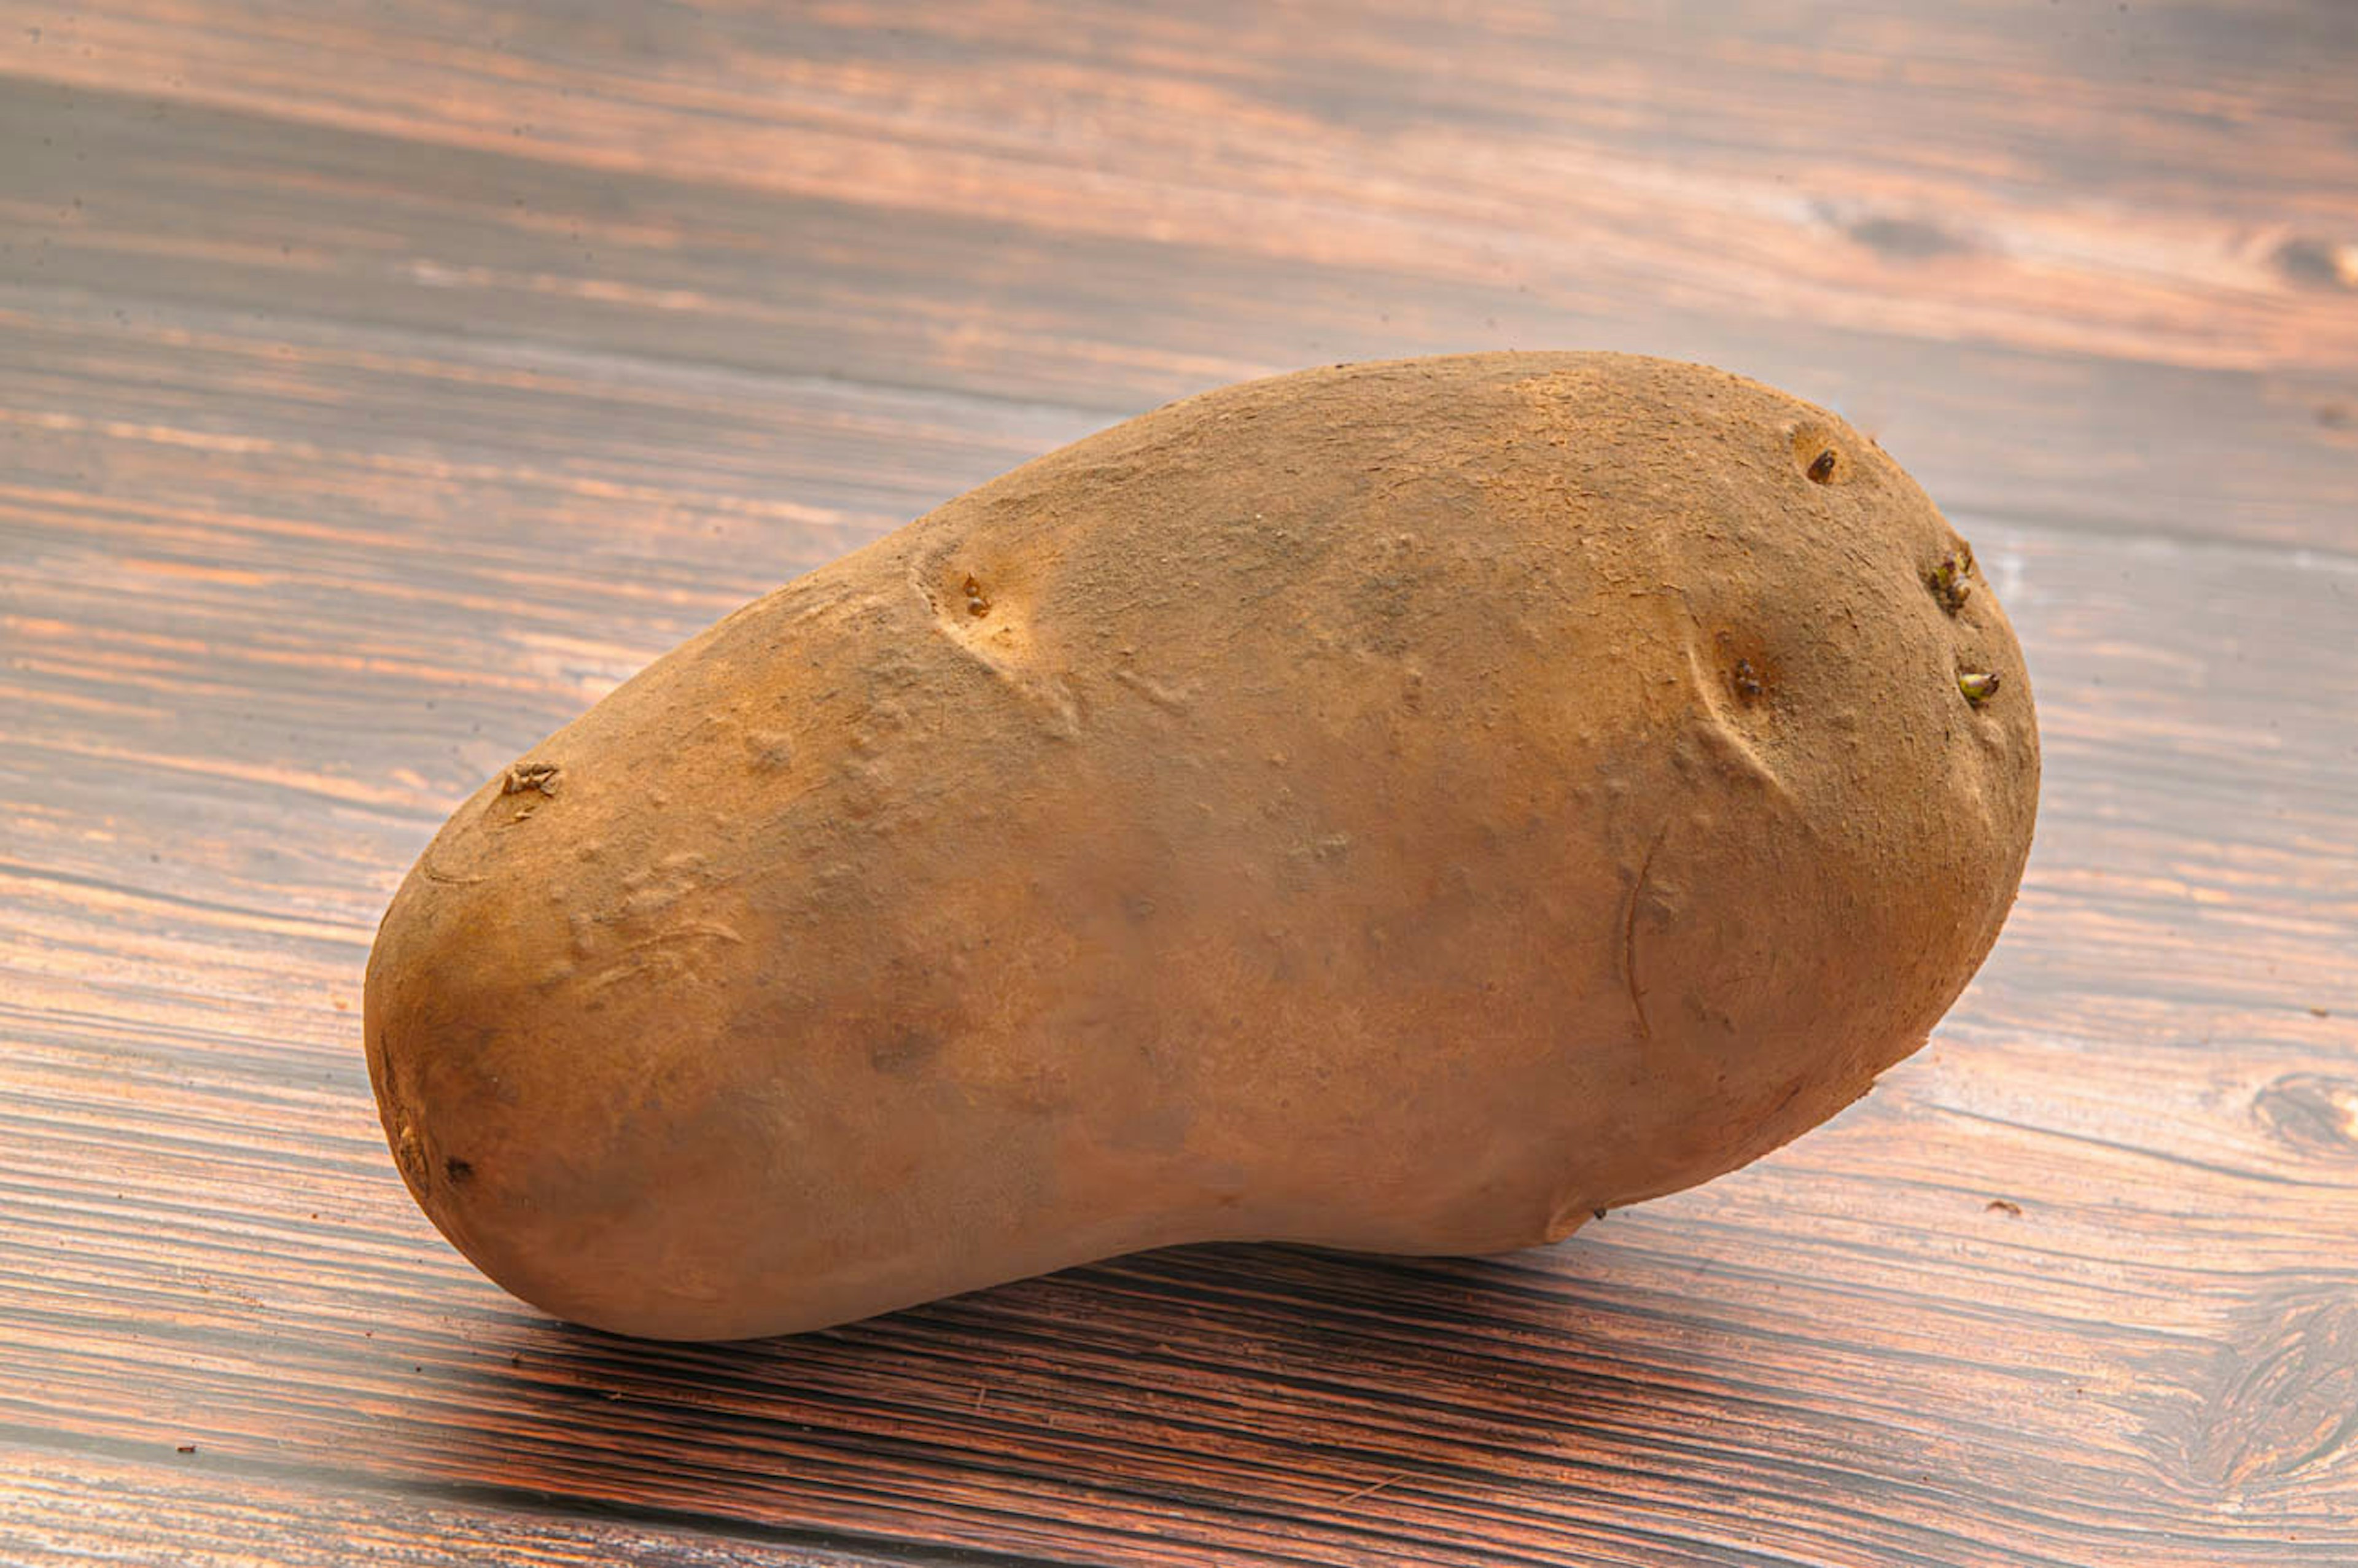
0 1445 901 1568
4 8 2356 551
2 3 2354 1565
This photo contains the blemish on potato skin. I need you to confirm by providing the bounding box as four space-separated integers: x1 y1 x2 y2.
1693 713 1791 799
419 854 486 886
1111 664 1193 713
869 1030 946 1075
1621 826 1669 1043
393 1123 427 1189
745 729 795 772
1789 424 1851 484
502 761 562 797
1710 630 1776 708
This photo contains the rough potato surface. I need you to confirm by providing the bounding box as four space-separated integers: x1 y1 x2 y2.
365 353 2039 1340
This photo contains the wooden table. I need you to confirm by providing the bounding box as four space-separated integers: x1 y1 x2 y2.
4 4 2353 1563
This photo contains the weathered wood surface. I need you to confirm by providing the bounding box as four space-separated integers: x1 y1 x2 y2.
1 3 2353 1564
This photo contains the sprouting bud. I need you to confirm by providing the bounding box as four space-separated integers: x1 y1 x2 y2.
1928 553 1972 613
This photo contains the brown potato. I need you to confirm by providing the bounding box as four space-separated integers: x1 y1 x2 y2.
364 352 2038 1340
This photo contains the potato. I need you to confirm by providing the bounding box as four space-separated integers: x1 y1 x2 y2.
365 352 2037 1340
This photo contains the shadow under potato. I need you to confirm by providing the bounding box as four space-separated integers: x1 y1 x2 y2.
426 1235 1792 1538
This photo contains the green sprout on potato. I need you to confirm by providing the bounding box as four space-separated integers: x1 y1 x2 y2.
1928 549 1974 613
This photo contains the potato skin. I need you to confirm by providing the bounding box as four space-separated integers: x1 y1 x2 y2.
365 352 2038 1340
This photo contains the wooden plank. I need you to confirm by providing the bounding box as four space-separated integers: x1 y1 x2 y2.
0 1442 904 1567
3 285 2354 1564
3 23 2354 553
7 0 2354 364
